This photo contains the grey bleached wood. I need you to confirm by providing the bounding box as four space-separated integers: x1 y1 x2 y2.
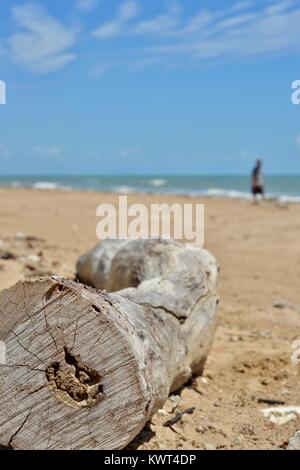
0 239 218 450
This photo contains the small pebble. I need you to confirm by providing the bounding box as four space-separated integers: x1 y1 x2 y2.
157 409 169 417
15 232 26 240
233 436 243 445
204 443 216 451
169 395 181 404
25 255 41 263
196 425 205 433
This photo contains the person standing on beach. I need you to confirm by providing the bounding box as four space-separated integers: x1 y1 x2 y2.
252 159 264 201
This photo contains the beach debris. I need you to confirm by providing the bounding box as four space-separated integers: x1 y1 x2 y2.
204 443 216 450
15 232 27 240
200 377 208 384
169 395 181 405
273 301 300 315
195 425 205 433
157 409 170 418
233 436 243 446
257 398 285 406
21 253 53 278
0 239 218 450
0 250 16 261
20 254 41 264
287 431 300 450
15 232 45 243
260 406 300 426
24 264 53 278
163 407 196 427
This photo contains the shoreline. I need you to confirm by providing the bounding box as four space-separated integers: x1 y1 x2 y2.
1 183 300 204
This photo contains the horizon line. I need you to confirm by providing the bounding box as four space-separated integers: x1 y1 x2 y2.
0 174 299 178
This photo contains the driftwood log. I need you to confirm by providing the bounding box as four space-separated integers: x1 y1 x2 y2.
0 239 218 449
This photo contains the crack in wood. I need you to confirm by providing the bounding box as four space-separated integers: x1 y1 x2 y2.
8 410 31 449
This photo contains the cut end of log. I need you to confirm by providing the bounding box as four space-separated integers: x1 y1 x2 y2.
0 277 153 450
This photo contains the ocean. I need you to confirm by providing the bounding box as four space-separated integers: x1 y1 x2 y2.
1 175 300 203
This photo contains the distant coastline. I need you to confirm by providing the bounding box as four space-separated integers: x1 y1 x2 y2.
1 175 300 203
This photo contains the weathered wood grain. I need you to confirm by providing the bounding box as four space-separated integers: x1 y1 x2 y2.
0 239 218 449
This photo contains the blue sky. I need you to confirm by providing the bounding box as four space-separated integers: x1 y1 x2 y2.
0 0 300 175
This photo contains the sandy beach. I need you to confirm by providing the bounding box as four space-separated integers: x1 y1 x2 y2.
0 186 300 450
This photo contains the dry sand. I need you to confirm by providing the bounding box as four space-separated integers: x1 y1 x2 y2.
0 187 300 450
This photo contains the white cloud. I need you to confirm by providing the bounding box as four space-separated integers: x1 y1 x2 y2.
76 0 98 13
9 3 76 73
133 2 181 35
143 1 300 64
91 1 300 71
6 1 300 76
92 21 121 39
173 11 214 37
33 146 63 157
92 0 139 39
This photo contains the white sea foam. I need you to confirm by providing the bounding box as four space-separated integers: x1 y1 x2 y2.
204 188 251 199
115 186 135 194
148 179 167 187
278 195 300 204
32 181 70 191
33 182 58 190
